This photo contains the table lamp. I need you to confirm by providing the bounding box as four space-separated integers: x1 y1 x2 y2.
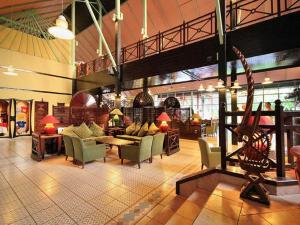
191 113 201 125
41 115 59 135
157 112 171 132
110 108 123 127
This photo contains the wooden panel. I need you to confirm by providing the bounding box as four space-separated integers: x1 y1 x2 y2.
34 101 48 132
53 105 70 127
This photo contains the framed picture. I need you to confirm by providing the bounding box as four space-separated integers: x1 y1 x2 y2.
13 99 33 137
0 99 12 138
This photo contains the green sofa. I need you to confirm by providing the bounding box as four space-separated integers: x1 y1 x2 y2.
71 136 107 168
120 136 153 169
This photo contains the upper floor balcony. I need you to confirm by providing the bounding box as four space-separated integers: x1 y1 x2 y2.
76 0 300 78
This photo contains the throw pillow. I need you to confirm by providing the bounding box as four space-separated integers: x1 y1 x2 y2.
61 125 78 137
138 122 149 137
132 123 141 136
148 122 159 135
89 122 105 137
125 123 136 135
74 122 93 139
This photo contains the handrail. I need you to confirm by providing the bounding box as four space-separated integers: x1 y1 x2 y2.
77 0 300 77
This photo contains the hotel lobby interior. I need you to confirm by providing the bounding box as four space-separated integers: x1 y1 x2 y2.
1 0 300 224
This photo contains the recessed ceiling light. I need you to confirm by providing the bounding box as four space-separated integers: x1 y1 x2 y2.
3 65 18 76
231 80 241 89
262 77 273 85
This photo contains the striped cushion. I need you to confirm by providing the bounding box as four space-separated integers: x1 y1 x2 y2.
74 123 93 139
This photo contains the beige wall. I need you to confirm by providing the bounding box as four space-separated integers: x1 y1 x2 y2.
0 48 74 132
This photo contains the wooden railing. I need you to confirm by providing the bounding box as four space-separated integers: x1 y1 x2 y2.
77 0 300 77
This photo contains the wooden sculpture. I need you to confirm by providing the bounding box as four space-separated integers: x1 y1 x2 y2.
233 46 272 205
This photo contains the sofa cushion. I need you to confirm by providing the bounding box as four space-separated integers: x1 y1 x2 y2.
125 122 136 135
61 125 78 137
74 123 93 139
89 122 105 137
138 122 148 137
132 123 141 136
148 122 159 135
116 135 142 141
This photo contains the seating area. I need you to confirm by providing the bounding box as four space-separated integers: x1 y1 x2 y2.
1 0 300 224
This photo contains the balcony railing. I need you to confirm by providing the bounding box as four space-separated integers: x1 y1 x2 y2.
77 0 300 77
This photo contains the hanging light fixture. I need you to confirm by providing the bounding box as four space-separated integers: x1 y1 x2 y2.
215 79 225 89
198 84 205 91
48 0 74 40
206 84 216 92
3 65 18 76
231 80 242 89
262 76 273 85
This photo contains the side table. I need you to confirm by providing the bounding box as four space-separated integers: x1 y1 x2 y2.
31 133 62 161
107 127 125 137
164 129 180 155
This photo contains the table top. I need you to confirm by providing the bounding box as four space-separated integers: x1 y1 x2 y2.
291 146 300 156
107 127 125 131
98 137 134 146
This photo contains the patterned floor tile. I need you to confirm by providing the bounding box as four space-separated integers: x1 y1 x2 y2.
78 210 111 225
89 194 115 210
25 198 55 214
42 213 75 225
118 191 143 206
100 200 128 218
31 205 64 224
9 216 36 225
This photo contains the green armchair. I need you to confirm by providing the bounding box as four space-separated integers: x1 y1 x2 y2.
71 136 107 168
198 138 221 169
151 133 165 162
120 136 153 169
63 135 74 161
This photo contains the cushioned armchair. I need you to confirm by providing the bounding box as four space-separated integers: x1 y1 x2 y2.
205 121 218 136
151 133 165 162
63 135 74 161
71 136 107 168
198 138 221 169
120 136 153 169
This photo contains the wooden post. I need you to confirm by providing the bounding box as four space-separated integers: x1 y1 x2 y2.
217 0 227 170
275 99 285 177
220 102 227 169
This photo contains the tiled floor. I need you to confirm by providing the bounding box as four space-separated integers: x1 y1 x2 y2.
0 137 299 225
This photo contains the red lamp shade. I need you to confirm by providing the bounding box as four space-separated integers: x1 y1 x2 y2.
157 112 171 122
157 112 171 132
41 115 59 135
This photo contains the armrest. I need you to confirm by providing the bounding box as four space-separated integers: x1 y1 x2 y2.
210 147 221 152
120 144 140 160
84 140 96 146
84 144 105 152
121 144 139 152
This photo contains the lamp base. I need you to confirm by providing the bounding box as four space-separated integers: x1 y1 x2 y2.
44 126 56 135
160 124 169 133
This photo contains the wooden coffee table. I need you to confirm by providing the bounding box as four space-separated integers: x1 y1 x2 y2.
97 137 135 158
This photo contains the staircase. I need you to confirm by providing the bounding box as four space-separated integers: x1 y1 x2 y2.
145 181 300 225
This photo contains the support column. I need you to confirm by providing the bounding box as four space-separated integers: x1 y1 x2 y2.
217 0 227 170
97 1 103 57
114 0 122 108
230 0 238 145
71 0 76 67
231 62 238 145
142 0 148 39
